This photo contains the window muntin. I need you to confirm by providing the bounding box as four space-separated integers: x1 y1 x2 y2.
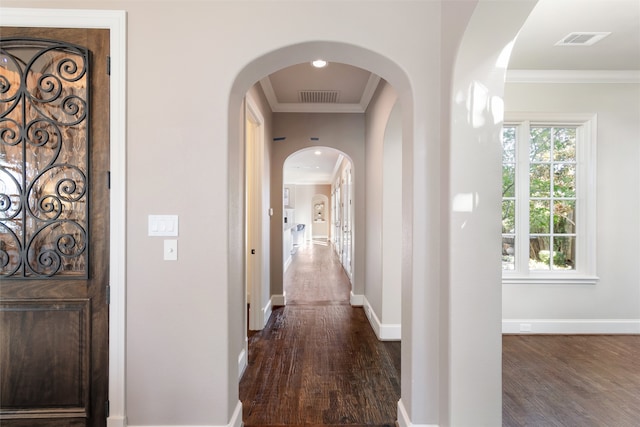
528 126 577 271
501 115 597 284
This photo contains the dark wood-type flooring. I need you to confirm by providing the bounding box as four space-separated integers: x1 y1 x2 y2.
503 334 640 426
240 241 640 426
240 241 400 427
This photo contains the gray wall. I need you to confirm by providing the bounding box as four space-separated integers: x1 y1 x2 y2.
271 113 365 298
364 80 402 331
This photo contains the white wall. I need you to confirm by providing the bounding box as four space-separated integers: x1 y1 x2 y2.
289 184 331 242
447 2 538 425
503 82 640 331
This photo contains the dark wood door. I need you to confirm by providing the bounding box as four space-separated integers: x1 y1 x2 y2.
0 28 110 427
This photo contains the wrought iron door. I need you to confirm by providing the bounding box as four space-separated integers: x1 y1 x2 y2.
0 28 110 427
1 38 89 278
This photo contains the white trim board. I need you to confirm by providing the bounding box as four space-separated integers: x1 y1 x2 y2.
237 348 247 380
397 399 439 427
363 297 401 341
506 69 640 84
271 293 286 307
283 253 292 272
350 292 364 307
502 319 640 334
259 74 380 113
127 400 242 427
0 8 127 427
262 298 272 328
228 400 243 427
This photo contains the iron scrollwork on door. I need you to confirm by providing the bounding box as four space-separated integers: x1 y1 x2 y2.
0 38 90 278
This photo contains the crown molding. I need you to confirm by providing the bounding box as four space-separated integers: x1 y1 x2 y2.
359 74 381 111
506 69 640 84
259 75 380 113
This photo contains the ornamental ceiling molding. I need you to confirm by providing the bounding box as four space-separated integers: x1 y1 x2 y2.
506 69 640 84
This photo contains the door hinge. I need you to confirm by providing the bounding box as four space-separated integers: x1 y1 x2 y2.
106 285 111 305
107 171 111 189
107 56 111 76
105 400 110 417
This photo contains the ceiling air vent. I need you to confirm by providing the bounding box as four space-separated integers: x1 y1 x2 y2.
299 90 340 103
555 32 611 46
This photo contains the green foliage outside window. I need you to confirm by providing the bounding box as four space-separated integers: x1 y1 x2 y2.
502 125 577 271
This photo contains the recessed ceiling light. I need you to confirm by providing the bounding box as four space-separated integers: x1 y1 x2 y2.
314 150 322 156
312 59 328 68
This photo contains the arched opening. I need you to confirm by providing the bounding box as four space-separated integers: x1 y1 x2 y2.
229 43 414 424
281 146 354 298
229 3 536 420
282 146 348 254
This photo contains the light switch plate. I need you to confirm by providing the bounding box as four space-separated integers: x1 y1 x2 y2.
148 215 179 236
164 239 178 261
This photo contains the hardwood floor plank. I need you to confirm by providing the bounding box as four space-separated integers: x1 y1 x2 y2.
503 335 640 427
241 242 640 426
240 243 400 426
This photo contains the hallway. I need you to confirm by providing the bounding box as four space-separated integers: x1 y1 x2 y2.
240 241 401 426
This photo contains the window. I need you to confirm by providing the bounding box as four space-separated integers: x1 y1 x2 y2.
502 114 598 284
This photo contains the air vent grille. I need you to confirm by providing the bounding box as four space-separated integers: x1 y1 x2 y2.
556 32 611 46
299 90 340 103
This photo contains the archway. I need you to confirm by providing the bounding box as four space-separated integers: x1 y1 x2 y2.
228 1 537 419
228 41 416 422
281 146 346 249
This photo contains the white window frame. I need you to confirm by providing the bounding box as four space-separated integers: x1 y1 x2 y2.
502 113 598 285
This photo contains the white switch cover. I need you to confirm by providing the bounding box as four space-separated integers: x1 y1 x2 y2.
164 239 178 261
148 215 179 236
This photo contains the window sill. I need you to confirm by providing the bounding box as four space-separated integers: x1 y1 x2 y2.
502 275 599 285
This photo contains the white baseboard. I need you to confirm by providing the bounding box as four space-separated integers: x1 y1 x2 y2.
107 416 127 427
363 297 401 341
238 347 247 380
271 293 286 307
284 254 292 272
350 291 364 306
228 400 243 427
502 319 640 334
127 400 242 427
262 298 272 327
397 399 439 427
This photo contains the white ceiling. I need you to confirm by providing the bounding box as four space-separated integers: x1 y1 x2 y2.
278 0 640 185
508 0 640 71
283 147 343 185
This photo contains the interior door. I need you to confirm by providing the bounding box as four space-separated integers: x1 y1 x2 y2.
0 28 110 426
245 103 263 331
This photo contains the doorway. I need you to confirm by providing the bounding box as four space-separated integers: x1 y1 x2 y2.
282 148 353 283
245 93 267 332
0 28 110 426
